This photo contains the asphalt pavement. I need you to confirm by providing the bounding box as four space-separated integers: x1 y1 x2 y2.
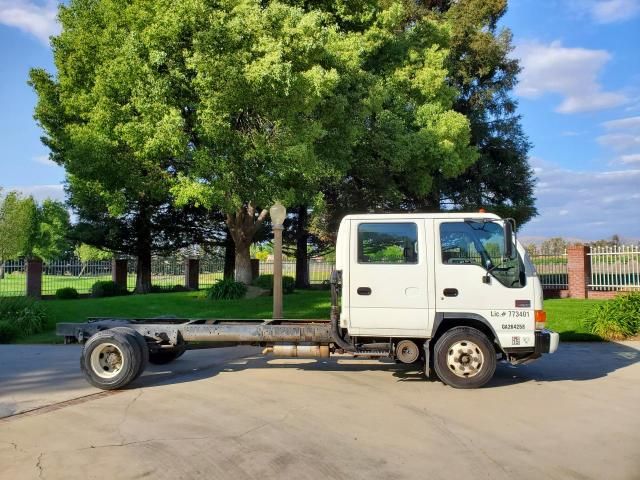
0 342 639 479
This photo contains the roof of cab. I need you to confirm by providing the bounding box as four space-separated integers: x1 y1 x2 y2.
341 212 501 221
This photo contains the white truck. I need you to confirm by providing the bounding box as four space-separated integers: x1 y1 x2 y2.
58 212 559 390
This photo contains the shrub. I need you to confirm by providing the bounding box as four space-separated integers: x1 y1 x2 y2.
56 287 79 300
0 321 19 343
582 293 640 340
150 284 190 293
207 278 248 300
0 297 48 342
91 280 126 298
252 274 295 294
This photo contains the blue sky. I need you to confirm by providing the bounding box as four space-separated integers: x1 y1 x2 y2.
0 0 639 240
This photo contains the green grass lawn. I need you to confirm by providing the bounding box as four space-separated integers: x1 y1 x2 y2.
12 290 605 344
544 298 605 341
19 289 332 343
0 272 225 296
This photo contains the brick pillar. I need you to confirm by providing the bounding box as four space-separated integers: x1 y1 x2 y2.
112 258 128 292
251 259 260 282
185 258 200 290
567 244 590 299
26 258 43 299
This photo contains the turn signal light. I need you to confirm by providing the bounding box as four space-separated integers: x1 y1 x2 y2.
535 310 547 330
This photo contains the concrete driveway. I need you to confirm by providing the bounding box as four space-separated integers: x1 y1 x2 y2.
0 342 639 480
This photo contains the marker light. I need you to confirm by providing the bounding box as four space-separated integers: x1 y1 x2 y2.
535 310 547 330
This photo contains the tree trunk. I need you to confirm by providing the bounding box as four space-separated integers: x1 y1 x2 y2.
234 241 253 285
223 229 235 280
135 203 153 293
295 206 310 289
136 246 152 293
0 261 4 280
226 204 268 285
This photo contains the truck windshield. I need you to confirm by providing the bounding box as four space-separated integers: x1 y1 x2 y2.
440 221 525 288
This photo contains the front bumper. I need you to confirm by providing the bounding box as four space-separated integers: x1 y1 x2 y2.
535 329 560 354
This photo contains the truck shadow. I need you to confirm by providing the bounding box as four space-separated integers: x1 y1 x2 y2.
134 341 639 390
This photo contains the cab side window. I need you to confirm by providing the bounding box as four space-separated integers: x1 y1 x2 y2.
358 223 418 264
440 223 484 266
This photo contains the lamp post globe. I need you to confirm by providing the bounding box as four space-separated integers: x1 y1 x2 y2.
270 201 287 226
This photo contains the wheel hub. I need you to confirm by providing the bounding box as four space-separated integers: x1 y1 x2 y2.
447 341 484 378
90 343 125 379
396 340 420 364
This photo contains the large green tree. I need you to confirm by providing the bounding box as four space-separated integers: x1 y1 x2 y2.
29 0 216 292
28 199 73 261
31 0 478 285
173 1 476 282
438 0 536 225
0 190 35 278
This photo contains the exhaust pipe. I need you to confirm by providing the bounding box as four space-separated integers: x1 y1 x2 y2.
262 343 330 358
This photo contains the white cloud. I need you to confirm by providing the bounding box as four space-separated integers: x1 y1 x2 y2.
598 115 640 157
0 0 60 45
33 154 56 166
590 0 640 23
597 133 640 151
515 40 626 114
602 116 640 130
521 158 640 239
2 184 65 202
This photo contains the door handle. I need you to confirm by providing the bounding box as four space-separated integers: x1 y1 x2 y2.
357 287 372 296
443 288 458 297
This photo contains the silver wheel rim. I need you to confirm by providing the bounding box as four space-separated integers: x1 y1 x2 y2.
447 340 484 378
90 343 125 379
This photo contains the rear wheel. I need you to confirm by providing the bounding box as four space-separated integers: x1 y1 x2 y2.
148 345 186 365
109 327 149 380
81 330 143 390
433 327 496 389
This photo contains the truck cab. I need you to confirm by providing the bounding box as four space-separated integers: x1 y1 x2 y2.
334 212 559 388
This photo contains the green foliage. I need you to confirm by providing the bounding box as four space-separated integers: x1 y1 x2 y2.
582 293 640 340
0 321 20 343
55 287 80 300
75 244 112 263
253 274 296 294
0 190 35 262
541 237 568 255
150 284 189 293
30 199 72 261
91 280 126 298
0 297 48 343
207 278 248 301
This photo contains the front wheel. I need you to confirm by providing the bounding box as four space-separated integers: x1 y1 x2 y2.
433 327 496 389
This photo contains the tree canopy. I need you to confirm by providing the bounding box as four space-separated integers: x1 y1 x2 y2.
30 0 535 284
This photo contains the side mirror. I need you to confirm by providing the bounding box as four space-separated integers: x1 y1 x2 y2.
504 219 514 259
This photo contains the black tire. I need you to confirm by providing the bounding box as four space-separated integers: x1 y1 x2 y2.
109 327 149 380
433 327 496 389
148 345 186 365
80 330 143 390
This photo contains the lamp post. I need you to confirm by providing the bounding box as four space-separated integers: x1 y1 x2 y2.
269 201 287 319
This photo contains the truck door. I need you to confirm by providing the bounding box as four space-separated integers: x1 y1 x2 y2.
433 219 535 349
348 219 430 337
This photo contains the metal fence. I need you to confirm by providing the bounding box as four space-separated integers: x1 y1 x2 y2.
42 259 113 295
531 253 568 289
259 261 335 285
199 257 225 288
0 260 27 296
589 245 640 291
